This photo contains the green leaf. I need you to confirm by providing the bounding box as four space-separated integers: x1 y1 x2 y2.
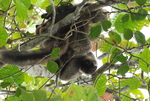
121 14 129 23
33 90 47 101
0 27 8 47
114 13 149 33
46 5 52 13
136 0 146 5
0 0 11 11
85 87 101 101
108 31 121 44
138 9 147 20
131 9 147 21
0 82 11 88
32 0 45 7
12 33 21 39
111 48 127 63
50 47 60 59
95 74 107 96
20 0 31 9
48 96 61 101
121 78 142 90
20 89 34 101
54 0 61 5
46 61 59 73
15 88 22 97
6 96 21 101
20 89 47 101
99 38 113 53
122 93 130 101
147 37 150 43
0 65 24 85
139 47 150 73
67 84 85 101
134 31 146 46
101 20 111 31
33 0 49 9
123 29 133 40
88 25 101 39
13 0 28 21
116 54 127 63
66 84 100 101
120 40 137 49
24 73 35 85
131 89 144 99
0 65 19 78
115 23 124 33
12 73 24 85
117 64 129 75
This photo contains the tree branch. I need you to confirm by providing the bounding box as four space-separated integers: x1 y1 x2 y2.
16 0 136 51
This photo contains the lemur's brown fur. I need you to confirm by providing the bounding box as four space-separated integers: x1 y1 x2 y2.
0 3 107 80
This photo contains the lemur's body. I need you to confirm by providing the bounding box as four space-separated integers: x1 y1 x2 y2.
0 3 107 80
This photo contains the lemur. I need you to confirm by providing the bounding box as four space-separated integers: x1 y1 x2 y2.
0 3 107 80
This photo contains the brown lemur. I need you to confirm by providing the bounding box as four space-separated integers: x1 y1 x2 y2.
0 3 107 80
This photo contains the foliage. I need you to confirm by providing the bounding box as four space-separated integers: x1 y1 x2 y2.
0 0 150 101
